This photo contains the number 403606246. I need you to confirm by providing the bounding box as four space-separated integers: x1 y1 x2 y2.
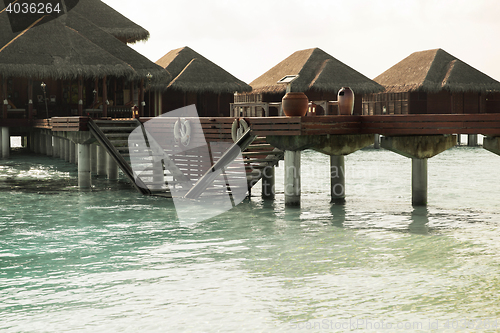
5 2 61 15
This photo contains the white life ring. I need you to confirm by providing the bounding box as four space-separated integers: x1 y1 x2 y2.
231 118 249 142
174 118 191 147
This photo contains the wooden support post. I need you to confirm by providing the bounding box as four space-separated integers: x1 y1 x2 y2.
94 78 99 108
2 76 7 119
78 76 83 116
284 150 301 206
102 76 108 118
113 77 117 108
28 78 34 120
139 78 145 117
130 81 135 106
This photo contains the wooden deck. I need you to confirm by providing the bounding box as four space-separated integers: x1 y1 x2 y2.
22 113 500 137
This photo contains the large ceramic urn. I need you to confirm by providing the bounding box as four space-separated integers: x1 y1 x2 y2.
282 92 309 117
338 87 354 115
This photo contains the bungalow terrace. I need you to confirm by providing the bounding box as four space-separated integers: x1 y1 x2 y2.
155 46 251 117
363 48 500 115
234 47 383 116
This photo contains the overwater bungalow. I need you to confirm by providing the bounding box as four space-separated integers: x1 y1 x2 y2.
234 47 384 116
0 0 167 127
154 46 251 117
363 48 500 115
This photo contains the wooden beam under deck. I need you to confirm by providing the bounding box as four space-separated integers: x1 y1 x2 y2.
18 114 500 137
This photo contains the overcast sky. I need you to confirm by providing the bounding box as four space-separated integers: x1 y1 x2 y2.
102 0 500 84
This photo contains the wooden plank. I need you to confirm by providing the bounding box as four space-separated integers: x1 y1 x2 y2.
251 124 302 130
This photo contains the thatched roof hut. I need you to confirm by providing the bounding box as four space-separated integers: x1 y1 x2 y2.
155 46 251 93
250 47 384 95
71 0 150 43
375 48 500 93
0 0 149 45
0 15 136 80
65 12 169 83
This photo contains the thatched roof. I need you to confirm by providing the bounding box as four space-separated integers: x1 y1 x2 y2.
72 0 149 43
375 48 500 93
65 12 169 83
250 47 384 94
155 46 251 93
0 0 149 45
0 15 136 80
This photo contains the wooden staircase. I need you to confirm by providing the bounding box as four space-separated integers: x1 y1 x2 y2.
89 119 284 197
244 137 283 190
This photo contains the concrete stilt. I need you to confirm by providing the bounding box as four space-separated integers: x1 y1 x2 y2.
468 134 478 146
64 140 70 162
284 150 301 206
0 127 7 158
267 134 373 205
97 145 107 177
61 139 66 161
381 135 455 207
29 133 34 152
151 159 164 190
78 144 91 189
106 152 119 180
69 142 76 164
45 132 53 156
59 138 64 159
53 137 60 158
40 133 46 155
90 144 97 175
484 136 500 156
261 165 275 199
330 155 346 204
412 158 428 206
374 134 381 149
33 132 38 153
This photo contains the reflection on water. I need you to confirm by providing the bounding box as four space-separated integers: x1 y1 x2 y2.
1 148 500 332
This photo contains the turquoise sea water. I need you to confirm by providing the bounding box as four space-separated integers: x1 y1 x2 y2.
1 145 500 332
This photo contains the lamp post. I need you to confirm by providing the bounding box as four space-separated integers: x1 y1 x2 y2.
40 82 48 119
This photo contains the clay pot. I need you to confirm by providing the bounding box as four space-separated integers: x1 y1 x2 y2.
282 92 309 117
338 87 354 115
